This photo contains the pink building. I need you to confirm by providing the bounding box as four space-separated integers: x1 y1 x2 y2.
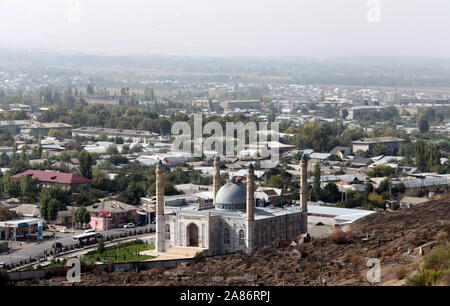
87 200 138 231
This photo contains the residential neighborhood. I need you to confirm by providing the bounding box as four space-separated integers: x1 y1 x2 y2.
0 0 449 291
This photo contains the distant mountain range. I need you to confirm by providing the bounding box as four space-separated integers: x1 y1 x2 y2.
1 48 450 87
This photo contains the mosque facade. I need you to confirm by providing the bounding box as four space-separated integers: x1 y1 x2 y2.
155 156 308 255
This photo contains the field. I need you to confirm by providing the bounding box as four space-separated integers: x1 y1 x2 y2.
84 243 156 264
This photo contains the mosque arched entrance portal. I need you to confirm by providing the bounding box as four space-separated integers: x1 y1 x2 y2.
187 223 199 247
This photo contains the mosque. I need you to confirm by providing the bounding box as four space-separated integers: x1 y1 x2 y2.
155 155 309 255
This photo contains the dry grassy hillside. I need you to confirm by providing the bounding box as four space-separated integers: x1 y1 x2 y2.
21 200 450 286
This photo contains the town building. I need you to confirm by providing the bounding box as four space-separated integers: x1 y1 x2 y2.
154 156 308 255
399 196 432 209
351 137 406 155
0 120 71 136
87 200 138 231
346 106 384 120
218 99 262 110
11 170 91 192
72 127 162 144
0 218 44 240
329 146 351 160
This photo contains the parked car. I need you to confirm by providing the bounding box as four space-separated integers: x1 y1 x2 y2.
52 242 63 249
60 228 70 233
123 223 135 228
84 229 96 234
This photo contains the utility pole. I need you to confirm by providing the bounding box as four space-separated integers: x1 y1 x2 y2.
53 230 57 260
148 209 150 233
72 204 75 233
105 215 108 240
9 236 13 267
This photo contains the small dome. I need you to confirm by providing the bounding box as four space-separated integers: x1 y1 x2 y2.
215 183 246 211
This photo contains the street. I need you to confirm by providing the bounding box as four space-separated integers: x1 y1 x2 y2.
0 225 153 266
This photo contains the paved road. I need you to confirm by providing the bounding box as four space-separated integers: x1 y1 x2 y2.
0 225 153 266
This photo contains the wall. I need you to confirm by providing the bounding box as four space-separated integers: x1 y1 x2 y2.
7 257 198 282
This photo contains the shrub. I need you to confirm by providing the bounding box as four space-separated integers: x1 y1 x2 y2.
124 273 132 284
97 240 105 254
423 245 450 271
435 231 448 243
439 270 450 286
349 255 364 266
0 269 9 286
396 267 408 280
367 250 378 258
194 251 204 262
330 229 351 244
106 261 114 273
405 269 444 286
381 248 395 257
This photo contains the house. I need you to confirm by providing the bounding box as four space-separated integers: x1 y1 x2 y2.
53 206 76 226
174 183 213 194
87 200 138 231
351 137 406 155
309 152 332 161
329 146 351 160
255 187 292 206
392 177 448 193
307 174 367 185
11 170 91 192
9 204 40 218
370 156 404 167
350 157 372 168
73 127 161 144
399 196 431 208
163 156 187 166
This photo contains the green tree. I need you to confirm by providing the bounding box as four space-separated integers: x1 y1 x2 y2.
368 165 396 178
106 145 119 155
75 206 91 226
40 192 60 223
365 182 374 194
375 179 391 197
97 240 105 254
368 192 385 209
19 175 39 200
372 144 387 156
159 118 172 135
418 116 429 133
86 83 94 96
0 207 19 221
78 150 93 179
312 162 321 201
118 182 145 205
320 182 340 202
37 135 43 158
295 123 329 152
265 175 285 189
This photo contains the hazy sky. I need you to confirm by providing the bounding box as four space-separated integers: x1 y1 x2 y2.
0 0 449 57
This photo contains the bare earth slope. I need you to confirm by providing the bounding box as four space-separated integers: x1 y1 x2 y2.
30 200 450 286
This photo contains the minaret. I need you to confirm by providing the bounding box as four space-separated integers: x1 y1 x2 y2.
213 156 221 206
245 163 255 253
156 160 165 252
300 154 308 234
